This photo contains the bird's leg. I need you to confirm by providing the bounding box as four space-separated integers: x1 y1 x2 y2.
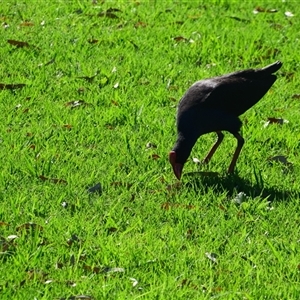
203 131 224 164
227 132 245 173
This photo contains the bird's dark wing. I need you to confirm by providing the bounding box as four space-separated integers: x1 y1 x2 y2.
200 74 277 116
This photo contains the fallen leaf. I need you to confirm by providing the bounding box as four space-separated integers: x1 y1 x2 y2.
16 223 43 232
111 100 119 106
253 6 278 14
146 142 157 149
65 100 91 108
263 117 289 127
107 227 118 234
292 94 300 99
88 39 99 44
7 235 18 241
98 10 119 19
87 182 102 194
63 124 72 130
107 8 122 13
192 157 201 164
7 39 29 48
173 36 188 42
150 154 160 160
0 222 9 226
129 277 138 287
285 11 294 17
178 278 198 290
51 178 67 184
0 83 26 90
67 234 80 246
20 21 34 26
2 22 9 29
134 21 147 28
205 252 218 263
227 16 250 23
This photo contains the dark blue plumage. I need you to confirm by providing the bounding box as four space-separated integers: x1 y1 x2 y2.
169 61 282 180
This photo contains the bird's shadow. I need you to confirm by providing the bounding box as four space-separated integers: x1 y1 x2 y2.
184 172 299 202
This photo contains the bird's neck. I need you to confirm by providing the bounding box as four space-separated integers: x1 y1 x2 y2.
172 133 199 164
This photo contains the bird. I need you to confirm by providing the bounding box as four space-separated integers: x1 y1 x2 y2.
169 61 282 180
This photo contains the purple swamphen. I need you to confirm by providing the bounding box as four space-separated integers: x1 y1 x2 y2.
169 61 282 180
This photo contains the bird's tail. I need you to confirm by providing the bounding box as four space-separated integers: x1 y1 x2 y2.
260 61 282 74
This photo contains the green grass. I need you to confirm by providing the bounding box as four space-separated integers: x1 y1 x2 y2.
0 1 300 299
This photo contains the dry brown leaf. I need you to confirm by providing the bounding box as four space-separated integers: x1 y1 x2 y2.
111 100 119 106
150 154 160 160
88 39 99 44
98 9 120 19
0 83 26 90
253 6 278 14
263 117 288 128
178 278 198 290
16 222 43 232
20 21 34 26
292 94 300 99
146 142 157 149
105 124 115 130
107 227 118 234
7 39 30 48
107 8 122 13
134 21 147 28
63 124 72 130
0 222 9 226
173 36 188 42
51 178 67 184
65 100 90 108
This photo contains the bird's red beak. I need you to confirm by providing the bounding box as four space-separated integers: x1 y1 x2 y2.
169 151 183 180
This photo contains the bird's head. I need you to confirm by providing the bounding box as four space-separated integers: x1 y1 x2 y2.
169 151 184 180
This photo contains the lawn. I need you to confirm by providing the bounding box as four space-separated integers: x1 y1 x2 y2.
0 1 300 299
